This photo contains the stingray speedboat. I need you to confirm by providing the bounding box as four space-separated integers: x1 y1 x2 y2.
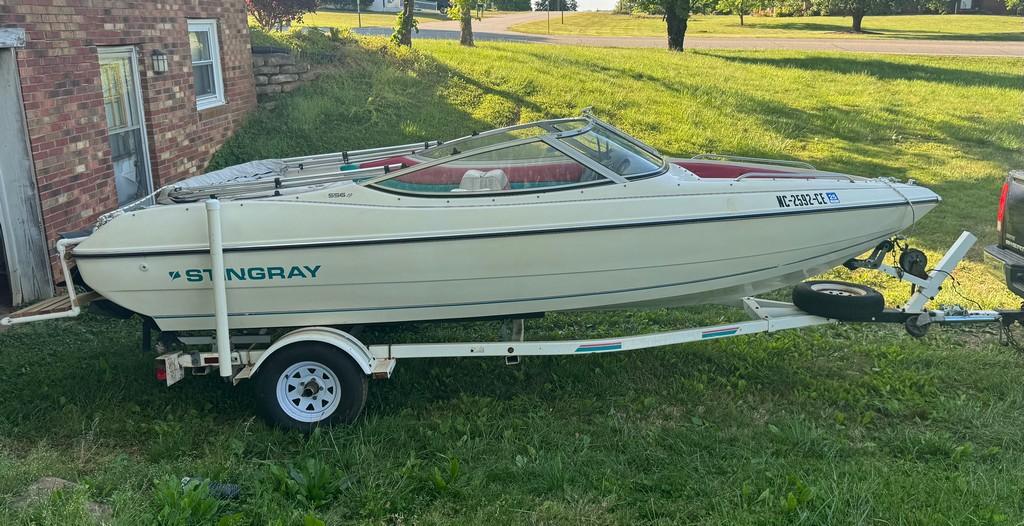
66 113 938 331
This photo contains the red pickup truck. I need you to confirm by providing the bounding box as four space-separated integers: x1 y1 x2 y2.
985 170 1024 298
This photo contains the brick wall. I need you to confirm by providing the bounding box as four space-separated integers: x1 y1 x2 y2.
0 1 256 265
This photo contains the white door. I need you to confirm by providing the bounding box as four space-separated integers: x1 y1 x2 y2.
98 47 153 206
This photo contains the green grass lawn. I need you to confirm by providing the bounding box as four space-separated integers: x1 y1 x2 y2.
510 13 1024 40
3 39 1024 524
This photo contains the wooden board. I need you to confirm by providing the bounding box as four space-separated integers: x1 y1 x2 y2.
5 291 99 321
0 45 53 305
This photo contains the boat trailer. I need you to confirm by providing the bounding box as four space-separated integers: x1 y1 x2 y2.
143 228 1022 380
3 207 1022 427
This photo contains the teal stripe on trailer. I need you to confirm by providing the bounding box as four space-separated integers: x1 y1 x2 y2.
575 342 623 353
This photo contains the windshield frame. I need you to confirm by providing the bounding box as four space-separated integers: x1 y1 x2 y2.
415 118 590 160
362 115 668 196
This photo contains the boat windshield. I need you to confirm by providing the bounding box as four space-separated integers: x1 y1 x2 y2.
373 140 609 194
559 125 664 178
418 119 587 160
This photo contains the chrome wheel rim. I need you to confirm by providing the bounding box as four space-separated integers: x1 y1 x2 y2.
276 361 340 423
810 283 867 297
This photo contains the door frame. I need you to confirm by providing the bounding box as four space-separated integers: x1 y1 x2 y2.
98 45 155 204
0 28 54 305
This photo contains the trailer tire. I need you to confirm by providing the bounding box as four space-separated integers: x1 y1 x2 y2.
792 280 884 321
255 342 368 431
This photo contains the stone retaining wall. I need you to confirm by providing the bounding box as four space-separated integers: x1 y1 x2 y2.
252 53 318 98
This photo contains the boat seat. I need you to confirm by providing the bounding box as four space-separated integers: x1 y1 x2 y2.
457 169 509 192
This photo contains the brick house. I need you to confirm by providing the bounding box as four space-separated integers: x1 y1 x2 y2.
0 1 257 310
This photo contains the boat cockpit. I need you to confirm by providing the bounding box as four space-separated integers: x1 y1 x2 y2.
363 117 668 196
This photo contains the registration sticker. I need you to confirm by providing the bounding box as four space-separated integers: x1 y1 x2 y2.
776 192 836 208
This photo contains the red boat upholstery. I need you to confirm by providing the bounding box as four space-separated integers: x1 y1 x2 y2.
672 160 792 179
364 155 587 188
397 161 584 186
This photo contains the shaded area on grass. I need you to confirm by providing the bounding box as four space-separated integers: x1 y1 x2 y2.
699 52 1024 89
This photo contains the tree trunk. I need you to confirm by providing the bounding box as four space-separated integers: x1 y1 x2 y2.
665 8 688 51
460 5 474 46
395 0 415 46
852 14 864 32
739 13 744 26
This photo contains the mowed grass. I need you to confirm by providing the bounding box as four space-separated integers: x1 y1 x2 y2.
509 12 1024 40
3 39 1024 524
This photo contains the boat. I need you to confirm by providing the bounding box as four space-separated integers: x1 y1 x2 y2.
67 112 940 332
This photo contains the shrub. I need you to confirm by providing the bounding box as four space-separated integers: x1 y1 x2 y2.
249 26 356 63
246 0 322 31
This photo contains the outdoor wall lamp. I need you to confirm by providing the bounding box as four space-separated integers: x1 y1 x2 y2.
151 49 168 74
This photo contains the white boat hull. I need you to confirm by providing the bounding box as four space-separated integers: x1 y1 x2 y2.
74 168 938 331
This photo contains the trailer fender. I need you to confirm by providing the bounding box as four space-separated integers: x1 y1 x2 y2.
250 327 374 377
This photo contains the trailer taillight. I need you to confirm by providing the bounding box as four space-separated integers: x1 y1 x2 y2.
998 181 1010 232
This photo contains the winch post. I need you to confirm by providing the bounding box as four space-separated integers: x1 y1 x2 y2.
205 199 232 378
903 231 976 312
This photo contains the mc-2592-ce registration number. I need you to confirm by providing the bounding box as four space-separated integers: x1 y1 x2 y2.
776 192 840 208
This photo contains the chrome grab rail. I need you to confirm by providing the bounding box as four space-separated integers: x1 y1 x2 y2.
692 153 816 170
734 171 858 182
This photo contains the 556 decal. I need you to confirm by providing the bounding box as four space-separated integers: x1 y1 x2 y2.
776 192 840 208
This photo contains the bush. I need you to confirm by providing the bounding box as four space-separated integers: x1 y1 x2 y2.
249 26 356 63
247 0 322 31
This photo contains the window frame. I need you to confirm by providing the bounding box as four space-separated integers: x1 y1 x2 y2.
187 19 226 111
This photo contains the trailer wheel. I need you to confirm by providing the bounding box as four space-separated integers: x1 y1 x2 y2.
792 280 884 321
255 342 368 430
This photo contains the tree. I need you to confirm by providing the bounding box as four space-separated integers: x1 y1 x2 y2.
717 0 760 25
613 0 639 12
1005 0 1023 14
448 0 475 45
246 0 321 31
392 0 417 46
812 0 894 32
533 0 578 9
634 0 697 51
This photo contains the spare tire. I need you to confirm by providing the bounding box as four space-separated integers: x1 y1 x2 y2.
792 280 884 321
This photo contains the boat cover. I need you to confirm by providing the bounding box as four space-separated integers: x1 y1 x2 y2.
156 159 286 203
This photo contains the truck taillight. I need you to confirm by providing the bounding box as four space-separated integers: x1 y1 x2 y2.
998 181 1010 233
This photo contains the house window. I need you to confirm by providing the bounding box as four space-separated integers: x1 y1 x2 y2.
187 19 225 110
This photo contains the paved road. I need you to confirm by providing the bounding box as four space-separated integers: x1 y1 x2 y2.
356 11 1024 57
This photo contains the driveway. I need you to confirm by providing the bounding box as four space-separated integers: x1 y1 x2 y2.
356 12 1024 57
